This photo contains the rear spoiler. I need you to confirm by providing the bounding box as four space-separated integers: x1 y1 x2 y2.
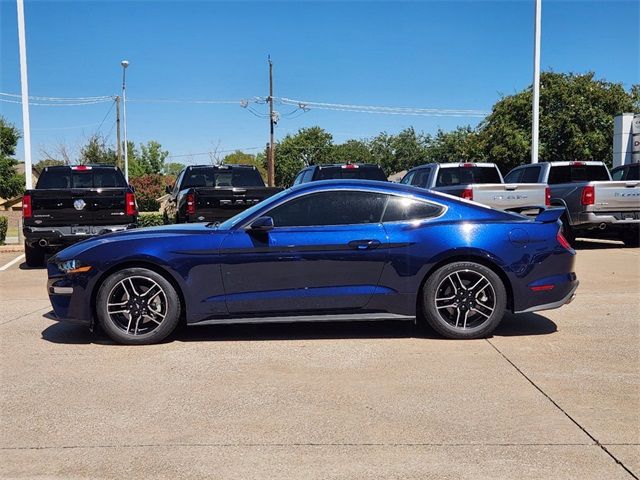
534 207 565 223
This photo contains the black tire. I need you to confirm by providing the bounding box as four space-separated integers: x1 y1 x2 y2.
24 242 45 267
621 229 640 248
96 267 181 345
420 261 507 339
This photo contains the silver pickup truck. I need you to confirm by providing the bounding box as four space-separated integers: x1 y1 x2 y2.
505 161 640 246
400 162 549 212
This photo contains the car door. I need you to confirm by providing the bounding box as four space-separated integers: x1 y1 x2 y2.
219 190 389 314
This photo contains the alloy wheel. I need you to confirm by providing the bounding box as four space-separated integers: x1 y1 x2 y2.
106 275 168 336
434 269 496 330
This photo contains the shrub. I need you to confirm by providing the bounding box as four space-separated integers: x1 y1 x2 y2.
130 174 168 212
137 212 167 228
0 216 7 245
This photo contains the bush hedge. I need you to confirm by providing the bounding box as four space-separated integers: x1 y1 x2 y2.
0 216 7 245
130 174 168 212
137 212 169 228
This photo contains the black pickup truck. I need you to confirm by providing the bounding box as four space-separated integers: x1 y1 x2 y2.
163 164 283 224
22 165 137 266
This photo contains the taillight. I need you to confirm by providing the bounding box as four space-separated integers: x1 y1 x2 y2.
557 230 572 250
186 192 196 215
461 188 473 201
125 192 137 216
581 185 595 205
22 194 32 219
461 163 475 168
545 186 551 206
341 164 358 169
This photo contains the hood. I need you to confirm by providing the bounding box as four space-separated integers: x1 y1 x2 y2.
51 223 226 262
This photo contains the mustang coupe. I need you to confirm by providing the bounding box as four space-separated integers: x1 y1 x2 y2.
47 180 578 345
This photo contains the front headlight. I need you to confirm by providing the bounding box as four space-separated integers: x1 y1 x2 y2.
57 260 92 274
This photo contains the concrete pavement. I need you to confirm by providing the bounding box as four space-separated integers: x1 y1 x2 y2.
1 241 638 479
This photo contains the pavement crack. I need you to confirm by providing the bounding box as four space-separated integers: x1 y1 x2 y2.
0 306 51 327
486 338 638 480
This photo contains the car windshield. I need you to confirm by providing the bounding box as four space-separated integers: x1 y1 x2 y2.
435 166 502 186
216 187 292 229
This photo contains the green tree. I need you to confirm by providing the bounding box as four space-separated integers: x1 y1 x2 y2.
370 127 430 175
79 135 117 165
477 72 638 171
331 139 373 164
425 126 484 163
0 117 25 199
164 162 186 176
33 159 67 174
128 141 168 177
223 150 267 180
274 127 334 186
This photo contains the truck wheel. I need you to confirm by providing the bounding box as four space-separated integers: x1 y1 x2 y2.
96 267 181 345
24 242 45 267
621 229 640 248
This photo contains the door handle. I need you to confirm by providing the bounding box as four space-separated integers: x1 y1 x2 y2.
348 239 381 250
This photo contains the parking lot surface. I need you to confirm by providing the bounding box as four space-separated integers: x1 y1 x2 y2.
1 240 638 479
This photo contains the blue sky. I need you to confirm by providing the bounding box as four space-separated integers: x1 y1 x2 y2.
1 0 638 164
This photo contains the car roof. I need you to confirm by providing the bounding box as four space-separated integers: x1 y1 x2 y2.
313 163 383 169
187 164 257 170
42 164 120 171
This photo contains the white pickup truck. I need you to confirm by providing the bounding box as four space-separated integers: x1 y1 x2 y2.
505 161 640 246
400 162 549 212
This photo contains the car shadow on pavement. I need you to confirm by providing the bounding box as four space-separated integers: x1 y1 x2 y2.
40 312 556 345
573 238 629 250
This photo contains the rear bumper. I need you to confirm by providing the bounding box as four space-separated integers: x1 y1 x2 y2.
575 211 640 227
515 280 579 314
24 224 136 247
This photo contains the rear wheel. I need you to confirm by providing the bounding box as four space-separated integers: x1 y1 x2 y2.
420 261 507 339
96 267 181 345
24 242 45 267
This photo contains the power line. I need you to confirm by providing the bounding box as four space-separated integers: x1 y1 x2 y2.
94 98 117 136
166 146 263 159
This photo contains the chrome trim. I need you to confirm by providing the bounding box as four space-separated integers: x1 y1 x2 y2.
191 312 416 326
516 281 579 314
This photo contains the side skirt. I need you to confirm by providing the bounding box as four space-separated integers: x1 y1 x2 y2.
189 312 416 327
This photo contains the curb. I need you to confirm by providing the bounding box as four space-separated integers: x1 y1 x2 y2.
0 245 24 253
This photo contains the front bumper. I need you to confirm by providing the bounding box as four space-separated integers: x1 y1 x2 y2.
46 264 93 326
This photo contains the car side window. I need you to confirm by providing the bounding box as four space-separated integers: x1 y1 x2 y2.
382 196 443 222
267 191 387 227
400 171 415 185
504 168 524 183
411 168 431 188
521 166 542 183
173 170 185 195
292 171 305 185
301 169 314 183
611 168 625 181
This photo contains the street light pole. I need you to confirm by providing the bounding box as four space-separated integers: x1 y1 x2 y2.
121 60 130 180
16 0 33 189
531 0 541 164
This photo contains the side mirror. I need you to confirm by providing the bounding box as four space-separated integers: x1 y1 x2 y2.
165 185 173 194
247 216 274 232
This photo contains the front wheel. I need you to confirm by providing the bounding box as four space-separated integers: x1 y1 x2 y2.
96 267 181 345
420 261 507 339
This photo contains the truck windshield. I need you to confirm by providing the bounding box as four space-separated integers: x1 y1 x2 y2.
435 166 501 186
316 166 387 181
36 168 127 189
548 165 610 184
182 168 265 188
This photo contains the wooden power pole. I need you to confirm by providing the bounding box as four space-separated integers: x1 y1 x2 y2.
267 56 275 187
115 96 122 169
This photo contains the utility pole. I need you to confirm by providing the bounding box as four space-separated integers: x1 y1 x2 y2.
115 96 122 169
267 55 275 187
16 0 33 189
531 0 542 164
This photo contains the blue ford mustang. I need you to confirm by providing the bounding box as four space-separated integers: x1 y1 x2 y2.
47 180 578 345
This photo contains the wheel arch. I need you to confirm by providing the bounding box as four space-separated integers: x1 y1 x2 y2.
416 253 514 316
90 260 188 327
